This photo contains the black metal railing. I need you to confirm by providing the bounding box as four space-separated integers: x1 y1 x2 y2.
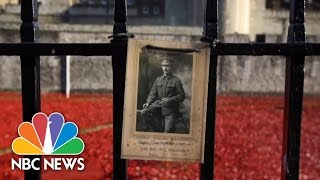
0 0 318 179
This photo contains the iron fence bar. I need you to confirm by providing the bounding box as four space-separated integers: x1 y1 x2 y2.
200 0 218 179
0 43 320 56
282 0 306 180
212 43 320 56
112 0 128 179
0 43 113 56
20 0 41 180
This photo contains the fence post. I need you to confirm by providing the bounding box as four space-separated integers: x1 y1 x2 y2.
282 0 305 179
66 56 71 98
112 0 128 179
200 0 218 179
20 0 41 179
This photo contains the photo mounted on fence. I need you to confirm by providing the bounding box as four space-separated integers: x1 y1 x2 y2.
122 39 210 162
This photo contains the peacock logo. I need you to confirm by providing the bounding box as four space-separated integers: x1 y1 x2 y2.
12 112 84 155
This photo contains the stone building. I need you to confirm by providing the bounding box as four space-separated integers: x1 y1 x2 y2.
0 0 319 41
224 0 320 42
0 0 206 26
0 0 319 94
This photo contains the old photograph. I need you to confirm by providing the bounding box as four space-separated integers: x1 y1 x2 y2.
136 51 192 134
122 39 210 162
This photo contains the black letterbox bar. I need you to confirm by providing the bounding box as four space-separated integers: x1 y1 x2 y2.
282 0 306 180
0 43 319 56
20 0 41 179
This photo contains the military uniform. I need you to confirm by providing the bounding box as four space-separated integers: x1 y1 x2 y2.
141 73 185 133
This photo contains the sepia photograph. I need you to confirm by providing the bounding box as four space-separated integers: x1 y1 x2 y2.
122 39 210 162
136 50 192 134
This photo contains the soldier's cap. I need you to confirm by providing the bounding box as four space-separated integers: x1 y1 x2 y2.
160 57 174 66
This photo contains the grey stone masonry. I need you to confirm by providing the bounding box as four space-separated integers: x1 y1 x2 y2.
0 23 319 94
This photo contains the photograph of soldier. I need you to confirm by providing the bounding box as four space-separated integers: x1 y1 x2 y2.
136 52 192 134
122 39 210 161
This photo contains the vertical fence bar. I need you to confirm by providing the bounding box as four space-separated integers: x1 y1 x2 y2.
282 0 305 180
20 0 41 179
112 0 128 179
200 0 218 179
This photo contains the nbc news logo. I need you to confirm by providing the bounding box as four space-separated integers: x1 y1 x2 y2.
11 112 85 170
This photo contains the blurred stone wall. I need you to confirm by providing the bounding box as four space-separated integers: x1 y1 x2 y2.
0 24 319 94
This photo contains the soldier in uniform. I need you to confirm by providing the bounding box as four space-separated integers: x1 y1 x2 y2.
141 57 185 133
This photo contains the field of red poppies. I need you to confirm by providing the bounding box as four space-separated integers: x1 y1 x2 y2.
0 92 319 180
